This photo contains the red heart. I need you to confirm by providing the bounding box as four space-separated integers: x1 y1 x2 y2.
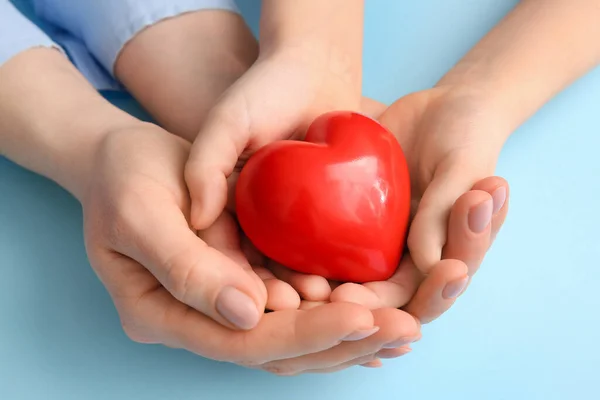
236 111 411 283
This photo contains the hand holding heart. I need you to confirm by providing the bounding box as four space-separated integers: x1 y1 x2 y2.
184 50 425 374
329 86 510 322
261 87 510 323
185 51 510 372
187 85 510 319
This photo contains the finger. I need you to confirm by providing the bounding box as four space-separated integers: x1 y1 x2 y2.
360 96 387 119
330 255 423 309
299 300 328 310
302 354 381 374
165 301 376 364
185 91 251 230
263 279 301 310
258 308 420 375
407 161 489 273
99 252 378 365
470 177 510 243
403 259 469 324
375 345 412 359
360 359 384 368
88 251 166 345
252 266 301 311
120 199 266 331
186 65 307 230
268 262 332 301
214 228 299 311
240 233 265 266
442 190 493 276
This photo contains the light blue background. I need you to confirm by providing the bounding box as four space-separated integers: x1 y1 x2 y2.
1 1 599 399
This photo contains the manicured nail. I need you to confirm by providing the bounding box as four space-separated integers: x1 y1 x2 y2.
360 359 383 368
382 334 420 349
376 346 412 358
442 276 469 299
492 187 507 214
468 199 493 233
342 326 380 341
216 286 260 330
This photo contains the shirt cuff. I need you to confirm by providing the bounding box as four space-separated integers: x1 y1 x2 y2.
33 0 240 77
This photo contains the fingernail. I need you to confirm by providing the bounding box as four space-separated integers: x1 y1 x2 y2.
382 335 420 349
442 276 469 299
360 359 383 368
342 326 380 341
216 286 260 330
376 346 412 358
468 199 493 233
492 187 507 214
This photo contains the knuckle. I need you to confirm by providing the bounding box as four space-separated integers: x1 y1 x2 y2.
106 189 148 247
407 232 428 265
121 320 153 344
163 248 203 304
117 302 158 345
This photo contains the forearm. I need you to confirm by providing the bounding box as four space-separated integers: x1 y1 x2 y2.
0 48 138 199
114 11 258 142
438 0 600 135
260 0 364 88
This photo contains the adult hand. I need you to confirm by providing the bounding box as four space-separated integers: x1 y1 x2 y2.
83 123 420 374
331 87 510 322
269 90 510 324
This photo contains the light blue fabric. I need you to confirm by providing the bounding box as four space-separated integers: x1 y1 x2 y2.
0 1 64 65
2 0 239 90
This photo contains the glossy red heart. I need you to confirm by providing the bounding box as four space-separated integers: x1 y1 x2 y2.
236 111 411 283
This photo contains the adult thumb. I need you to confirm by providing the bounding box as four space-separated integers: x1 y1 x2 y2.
407 162 489 274
129 197 266 330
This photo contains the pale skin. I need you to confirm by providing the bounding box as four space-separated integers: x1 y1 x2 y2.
185 0 600 315
1 0 598 375
0 10 424 374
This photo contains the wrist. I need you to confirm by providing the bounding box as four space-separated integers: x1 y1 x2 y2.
0 48 139 200
259 0 363 96
431 83 516 145
257 45 363 111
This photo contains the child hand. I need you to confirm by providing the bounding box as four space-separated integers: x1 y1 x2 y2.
184 42 361 232
183 43 362 305
82 123 419 374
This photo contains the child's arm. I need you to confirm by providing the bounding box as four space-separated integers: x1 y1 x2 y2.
113 10 258 142
259 0 363 80
439 0 600 137
185 0 365 230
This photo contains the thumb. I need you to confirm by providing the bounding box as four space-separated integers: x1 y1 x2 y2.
185 65 309 230
407 159 491 274
185 91 251 230
124 197 266 330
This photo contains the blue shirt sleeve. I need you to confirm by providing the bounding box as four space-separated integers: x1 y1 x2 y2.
31 0 240 76
0 1 64 66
